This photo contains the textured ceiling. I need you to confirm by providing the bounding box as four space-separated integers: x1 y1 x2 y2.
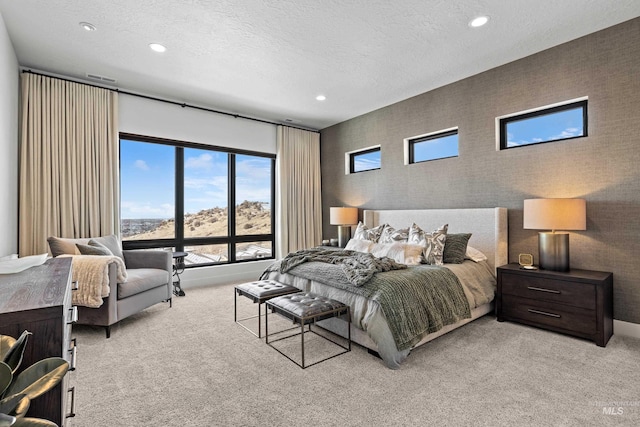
1 0 639 130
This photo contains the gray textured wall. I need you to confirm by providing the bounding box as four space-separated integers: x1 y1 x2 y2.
320 18 640 324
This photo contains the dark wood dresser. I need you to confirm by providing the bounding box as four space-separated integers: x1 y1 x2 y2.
0 257 77 426
496 263 613 347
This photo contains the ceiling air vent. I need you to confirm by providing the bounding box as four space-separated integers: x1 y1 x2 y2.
86 73 117 84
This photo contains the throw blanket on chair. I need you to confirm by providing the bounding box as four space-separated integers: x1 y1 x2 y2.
59 255 128 308
275 248 407 286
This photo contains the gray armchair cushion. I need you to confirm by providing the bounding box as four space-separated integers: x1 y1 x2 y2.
118 268 169 299
123 250 172 272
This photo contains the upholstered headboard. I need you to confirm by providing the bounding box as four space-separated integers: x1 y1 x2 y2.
363 208 508 272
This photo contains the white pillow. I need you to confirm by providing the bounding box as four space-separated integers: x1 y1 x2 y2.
369 242 423 266
465 246 487 262
345 239 373 253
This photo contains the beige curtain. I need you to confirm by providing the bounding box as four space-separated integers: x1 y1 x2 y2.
276 126 322 258
19 74 119 256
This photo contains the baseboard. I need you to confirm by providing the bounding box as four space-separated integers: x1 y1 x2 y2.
178 259 273 289
614 319 640 339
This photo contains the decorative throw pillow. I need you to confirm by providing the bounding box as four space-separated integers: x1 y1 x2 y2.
76 242 112 256
352 222 385 243
88 239 114 255
47 236 84 257
47 234 124 261
378 225 409 244
465 246 487 262
443 233 472 264
345 239 374 253
369 242 423 266
407 223 448 265
90 235 125 262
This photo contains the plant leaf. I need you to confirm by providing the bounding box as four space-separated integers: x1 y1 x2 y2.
12 417 58 427
4 358 68 401
0 393 25 416
0 337 17 362
0 412 16 427
0 362 11 397
10 396 29 419
2 332 31 375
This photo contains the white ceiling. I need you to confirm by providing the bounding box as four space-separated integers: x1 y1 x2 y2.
1 1 639 130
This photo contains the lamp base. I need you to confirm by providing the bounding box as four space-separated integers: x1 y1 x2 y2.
337 225 351 248
538 232 570 271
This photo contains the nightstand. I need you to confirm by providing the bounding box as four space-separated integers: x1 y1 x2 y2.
496 264 613 347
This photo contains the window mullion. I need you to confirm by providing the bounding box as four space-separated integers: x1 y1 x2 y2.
228 153 236 262
175 146 185 252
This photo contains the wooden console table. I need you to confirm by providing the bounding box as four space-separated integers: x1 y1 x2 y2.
0 257 77 426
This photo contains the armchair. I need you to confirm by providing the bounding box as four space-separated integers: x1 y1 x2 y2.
47 235 172 338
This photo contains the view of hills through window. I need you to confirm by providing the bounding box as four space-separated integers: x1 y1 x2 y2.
120 138 273 264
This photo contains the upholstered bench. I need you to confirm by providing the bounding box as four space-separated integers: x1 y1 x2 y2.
234 280 299 338
265 292 351 368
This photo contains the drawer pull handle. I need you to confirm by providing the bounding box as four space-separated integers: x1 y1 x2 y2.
528 309 561 318
67 306 78 324
68 338 77 371
66 386 76 418
527 286 561 294
71 281 79 291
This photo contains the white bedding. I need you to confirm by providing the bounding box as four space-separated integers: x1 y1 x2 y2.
263 259 496 369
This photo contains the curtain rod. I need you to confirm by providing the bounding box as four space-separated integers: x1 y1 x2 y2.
21 69 320 134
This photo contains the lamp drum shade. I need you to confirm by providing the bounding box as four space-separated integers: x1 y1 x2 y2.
330 207 358 225
523 198 586 272
523 198 586 231
330 207 358 248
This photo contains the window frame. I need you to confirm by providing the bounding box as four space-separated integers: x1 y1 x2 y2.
498 98 588 150
405 127 459 165
345 145 381 174
119 132 275 267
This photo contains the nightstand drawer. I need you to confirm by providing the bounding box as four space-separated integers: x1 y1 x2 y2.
502 295 596 335
501 272 595 309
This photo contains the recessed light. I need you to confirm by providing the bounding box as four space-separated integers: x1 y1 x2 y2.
79 22 96 31
316 95 326 101
469 16 489 28
149 43 167 53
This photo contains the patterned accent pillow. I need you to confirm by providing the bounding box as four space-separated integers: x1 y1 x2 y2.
443 233 472 264
407 223 448 265
378 225 409 244
352 221 386 243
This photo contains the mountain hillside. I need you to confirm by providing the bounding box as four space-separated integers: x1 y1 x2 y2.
125 201 271 240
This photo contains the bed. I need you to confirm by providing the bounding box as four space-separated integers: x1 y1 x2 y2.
262 208 508 368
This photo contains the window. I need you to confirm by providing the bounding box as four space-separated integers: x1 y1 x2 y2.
405 128 458 164
499 99 588 150
120 134 275 267
346 146 381 174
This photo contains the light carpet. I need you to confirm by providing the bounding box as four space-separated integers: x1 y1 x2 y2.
71 283 640 427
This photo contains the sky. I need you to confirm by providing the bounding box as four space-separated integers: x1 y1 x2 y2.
120 140 271 219
507 107 584 147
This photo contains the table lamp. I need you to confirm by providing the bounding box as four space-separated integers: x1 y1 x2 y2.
523 198 586 271
330 207 358 248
